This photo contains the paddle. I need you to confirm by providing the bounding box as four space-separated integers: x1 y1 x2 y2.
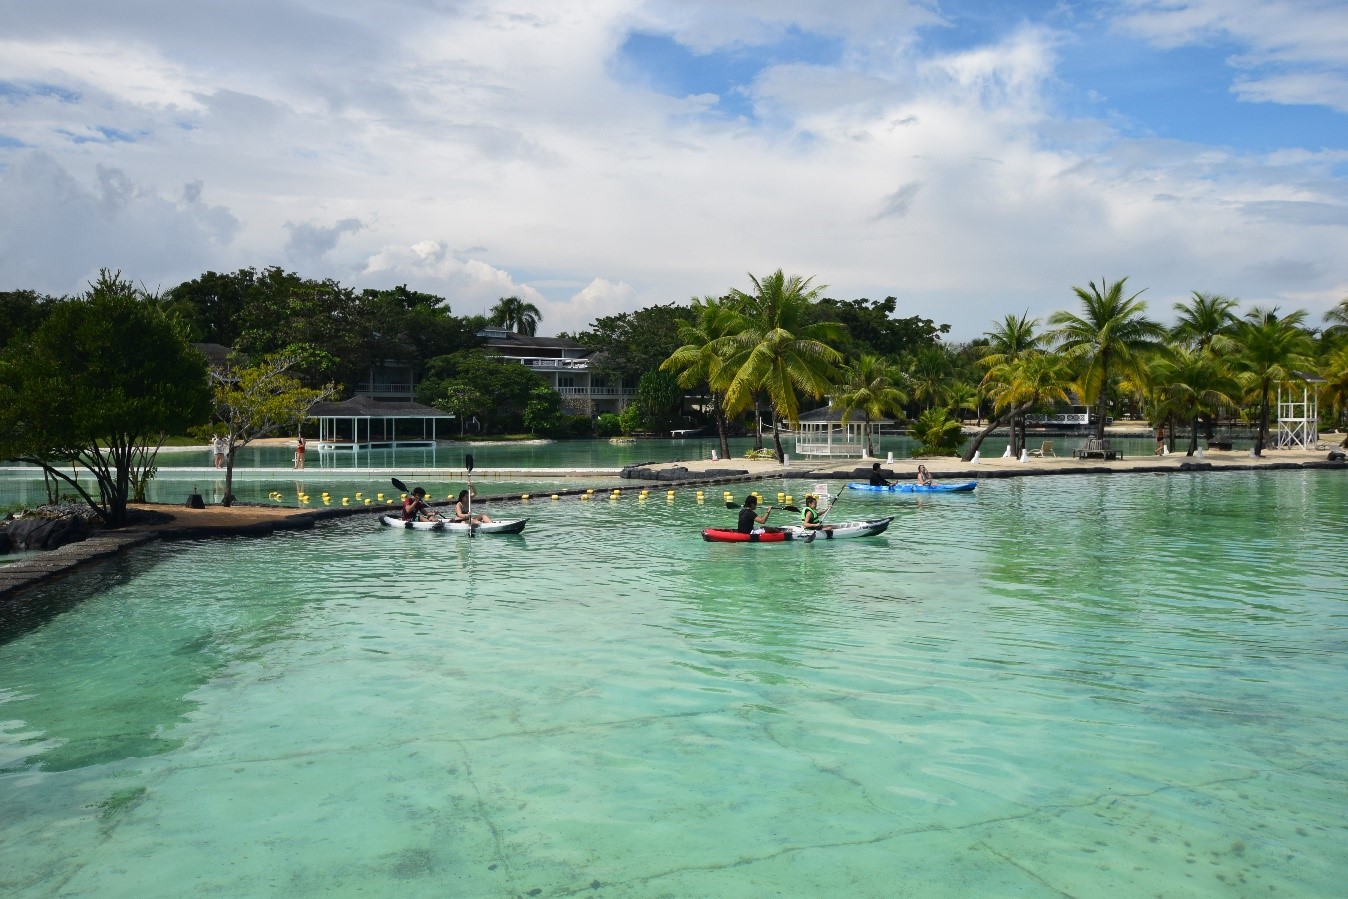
390 476 419 529
464 453 476 538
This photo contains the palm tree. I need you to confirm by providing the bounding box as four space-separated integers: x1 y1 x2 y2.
1048 277 1166 440
1172 292 1238 352
1216 307 1316 455
963 351 1074 461
1320 343 1348 433
721 270 844 462
1146 347 1240 455
832 354 909 458
905 345 956 412
489 296 541 336
979 312 1044 454
661 297 738 460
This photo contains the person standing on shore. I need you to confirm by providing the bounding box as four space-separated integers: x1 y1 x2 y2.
212 434 227 469
293 435 306 469
1154 423 1166 455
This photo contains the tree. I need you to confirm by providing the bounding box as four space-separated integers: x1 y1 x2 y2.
721 270 844 462
832 354 908 458
1320 343 1348 432
571 303 689 385
489 296 542 336
1147 347 1239 456
661 297 738 459
978 313 1044 454
522 385 565 436
211 352 335 505
1216 307 1315 455
636 370 682 433
0 290 57 352
963 352 1074 461
416 350 547 433
1048 277 1166 439
911 408 964 456
0 271 211 526
809 296 949 358
1172 292 1238 352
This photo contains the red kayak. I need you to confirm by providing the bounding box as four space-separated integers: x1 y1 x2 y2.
702 527 792 543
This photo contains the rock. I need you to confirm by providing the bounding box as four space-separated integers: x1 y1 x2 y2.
2 516 90 551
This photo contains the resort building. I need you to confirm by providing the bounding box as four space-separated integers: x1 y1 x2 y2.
478 327 636 416
308 395 457 450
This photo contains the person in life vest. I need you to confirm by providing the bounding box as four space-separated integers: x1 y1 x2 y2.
402 487 436 522
800 494 833 533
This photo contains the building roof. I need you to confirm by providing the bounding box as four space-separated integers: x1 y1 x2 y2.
308 395 455 418
193 342 233 368
797 405 893 425
479 331 590 353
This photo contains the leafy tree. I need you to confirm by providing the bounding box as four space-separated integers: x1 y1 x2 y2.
977 313 1044 451
163 268 259 346
0 271 211 526
904 345 958 412
594 412 623 438
660 297 738 458
810 296 949 358
489 296 542 336
1048 277 1166 439
1172 292 1238 352
1216 307 1316 455
211 351 335 505
430 383 489 435
911 408 964 456
0 290 58 352
571 303 689 385
832 354 908 458
1320 343 1348 432
963 352 1074 461
416 350 547 433
721 270 844 462
1146 347 1239 456
522 385 565 436
636 369 682 432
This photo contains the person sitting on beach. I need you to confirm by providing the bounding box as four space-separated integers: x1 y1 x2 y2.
916 464 936 486
800 494 832 533
737 494 772 533
868 462 890 487
452 489 493 524
402 487 437 522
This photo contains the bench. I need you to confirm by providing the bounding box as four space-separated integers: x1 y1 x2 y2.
1073 437 1123 461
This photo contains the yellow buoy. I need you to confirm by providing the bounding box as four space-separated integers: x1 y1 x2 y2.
551 494 559 501
376 493 384 501
521 494 530 501
341 498 349 505
363 499 371 505
355 492 363 499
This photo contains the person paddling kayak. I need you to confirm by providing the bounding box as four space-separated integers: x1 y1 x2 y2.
402 487 437 522
799 494 833 533
737 494 772 533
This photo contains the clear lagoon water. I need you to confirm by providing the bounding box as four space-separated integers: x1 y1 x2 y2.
2 470 1343 896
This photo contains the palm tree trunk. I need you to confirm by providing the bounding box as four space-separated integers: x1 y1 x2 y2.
961 400 1033 462
1187 415 1200 456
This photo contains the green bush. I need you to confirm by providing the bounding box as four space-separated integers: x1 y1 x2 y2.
594 413 623 438
911 408 964 456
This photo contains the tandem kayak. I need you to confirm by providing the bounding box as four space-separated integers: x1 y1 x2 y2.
380 515 527 535
702 517 893 542
847 482 977 493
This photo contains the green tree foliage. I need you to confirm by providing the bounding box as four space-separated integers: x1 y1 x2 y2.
1145 347 1239 456
0 290 58 352
0 271 211 526
522 385 566 436
489 296 542 336
832 354 908 458
636 369 682 432
1048 277 1166 439
416 350 547 433
660 297 739 459
570 303 689 385
211 352 335 505
1216 307 1316 455
722 270 844 462
1172 292 1238 352
810 296 949 358
911 408 964 456
964 351 1074 461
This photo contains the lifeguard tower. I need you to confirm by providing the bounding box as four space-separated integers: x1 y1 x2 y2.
1274 373 1324 449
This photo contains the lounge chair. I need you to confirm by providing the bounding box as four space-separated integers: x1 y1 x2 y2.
1029 440 1055 458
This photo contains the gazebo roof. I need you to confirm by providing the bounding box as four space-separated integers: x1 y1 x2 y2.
797 405 892 425
308 395 455 418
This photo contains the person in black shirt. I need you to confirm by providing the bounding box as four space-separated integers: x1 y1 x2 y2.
736 494 773 533
868 462 889 486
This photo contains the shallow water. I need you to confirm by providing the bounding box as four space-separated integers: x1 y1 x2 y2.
1 471 1344 896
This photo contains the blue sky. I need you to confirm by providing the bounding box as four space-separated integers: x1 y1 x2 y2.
0 0 1345 338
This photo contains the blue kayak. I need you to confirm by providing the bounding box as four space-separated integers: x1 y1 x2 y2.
847 481 977 493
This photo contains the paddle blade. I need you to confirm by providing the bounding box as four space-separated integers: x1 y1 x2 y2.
391 477 409 493
465 453 475 473
724 501 740 509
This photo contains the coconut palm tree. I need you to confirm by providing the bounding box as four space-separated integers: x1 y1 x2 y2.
488 296 542 336
905 345 956 412
1146 347 1240 455
979 312 1044 454
1048 277 1166 440
1320 343 1348 433
721 270 843 462
963 351 1074 461
661 296 738 460
1172 292 1238 352
832 354 909 458
1215 307 1315 455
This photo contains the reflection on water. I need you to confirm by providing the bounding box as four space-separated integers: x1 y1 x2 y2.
0 471 1344 896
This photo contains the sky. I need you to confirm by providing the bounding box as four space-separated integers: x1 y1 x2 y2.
1 0 1345 341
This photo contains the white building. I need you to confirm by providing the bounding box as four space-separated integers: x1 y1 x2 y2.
478 328 636 416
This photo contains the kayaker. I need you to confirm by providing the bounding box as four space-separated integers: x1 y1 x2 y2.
800 494 832 533
402 487 437 522
452 489 493 525
737 494 772 533
916 464 936 486
868 462 889 486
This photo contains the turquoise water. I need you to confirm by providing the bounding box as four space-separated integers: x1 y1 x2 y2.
1 471 1344 896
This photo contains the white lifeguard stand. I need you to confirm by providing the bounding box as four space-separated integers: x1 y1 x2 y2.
1274 374 1324 449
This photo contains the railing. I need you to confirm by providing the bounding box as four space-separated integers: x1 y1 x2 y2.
355 382 415 397
1025 413 1090 425
794 441 866 457
557 386 635 397
520 358 588 369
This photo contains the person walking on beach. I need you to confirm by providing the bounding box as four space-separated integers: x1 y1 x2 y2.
737 494 772 533
293 434 306 469
1154 423 1166 455
212 434 227 468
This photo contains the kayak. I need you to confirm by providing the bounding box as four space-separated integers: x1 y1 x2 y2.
380 515 527 535
847 482 976 493
779 517 894 540
702 517 893 542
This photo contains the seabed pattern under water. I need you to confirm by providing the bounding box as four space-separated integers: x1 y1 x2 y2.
0 470 1345 897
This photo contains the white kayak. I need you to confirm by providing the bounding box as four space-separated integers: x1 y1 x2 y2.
777 516 894 540
380 514 527 535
